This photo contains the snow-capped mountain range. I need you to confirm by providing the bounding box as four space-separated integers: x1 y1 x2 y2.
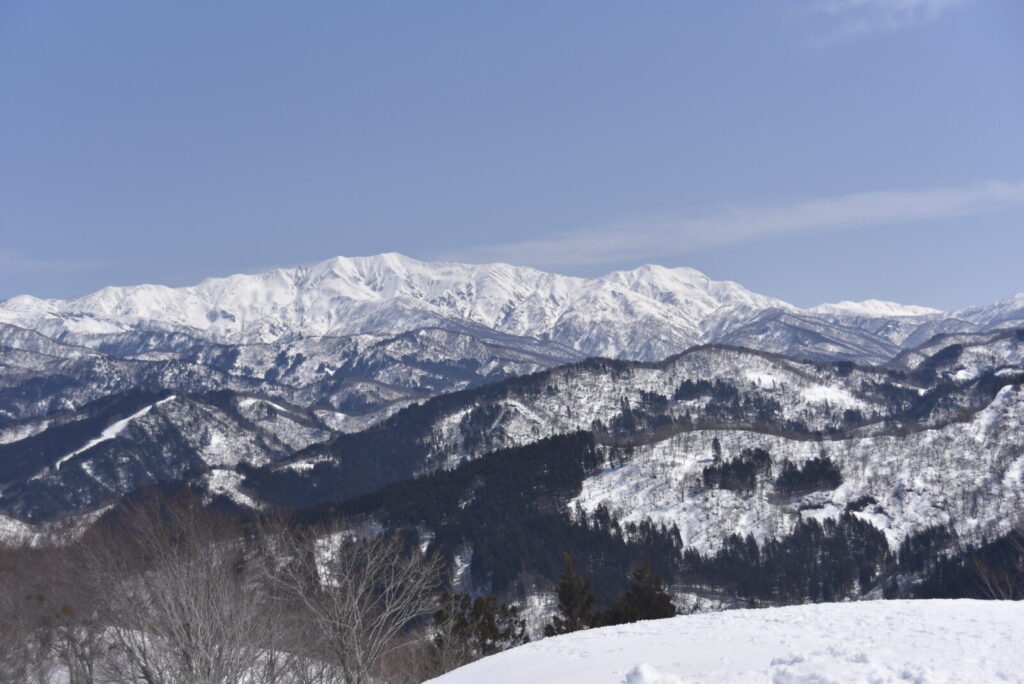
3 253 1021 364
1 252 1022 619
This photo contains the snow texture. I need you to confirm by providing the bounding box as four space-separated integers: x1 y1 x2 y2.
573 384 1024 554
429 600 1024 684
3 252 1015 364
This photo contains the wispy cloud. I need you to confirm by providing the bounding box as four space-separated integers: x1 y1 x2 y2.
445 179 1024 269
811 0 976 39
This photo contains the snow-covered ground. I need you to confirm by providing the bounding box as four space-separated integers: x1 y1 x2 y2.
428 600 1024 684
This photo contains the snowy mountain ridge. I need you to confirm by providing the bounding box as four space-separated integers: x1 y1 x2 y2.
0 254 788 353
808 299 943 318
1 253 1022 613
4 253 1018 364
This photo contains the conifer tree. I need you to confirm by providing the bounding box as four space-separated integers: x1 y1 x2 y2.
432 591 528 671
600 560 676 626
544 554 595 636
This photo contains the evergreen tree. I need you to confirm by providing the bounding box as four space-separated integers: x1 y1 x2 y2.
774 456 843 496
544 554 595 636
432 591 528 671
600 561 677 626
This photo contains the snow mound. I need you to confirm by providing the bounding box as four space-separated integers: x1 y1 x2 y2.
624 663 684 684
427 600 1024 684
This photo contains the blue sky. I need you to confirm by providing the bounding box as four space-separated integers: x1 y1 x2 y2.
1 0 1021 309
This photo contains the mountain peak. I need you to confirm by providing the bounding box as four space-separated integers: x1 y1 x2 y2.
0 252 1007 363
810 299 943 318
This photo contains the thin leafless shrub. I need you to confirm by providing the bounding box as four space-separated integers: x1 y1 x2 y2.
265 519 442 683
0 498 448 683
78 496 288 683
0 542 59 683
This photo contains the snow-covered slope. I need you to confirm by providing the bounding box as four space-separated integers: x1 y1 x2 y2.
573 383 1024 554
0 254 788 359
4 252 994 364
711 309 905 363
958 292 1024 330
0 391 338 520
3 323 1020 541
278 345 903 488
246 339 1022 568
810 299 942 318
891 329 1024 383
429 600 1024 684
0 322 578 423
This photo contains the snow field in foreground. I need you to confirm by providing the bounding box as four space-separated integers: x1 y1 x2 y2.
428 600 1024 684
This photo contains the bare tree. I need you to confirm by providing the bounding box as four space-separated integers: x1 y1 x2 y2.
0 542 59 684
2 501 444 683
48 546 107 684
80 496 286 684
268 521 441 683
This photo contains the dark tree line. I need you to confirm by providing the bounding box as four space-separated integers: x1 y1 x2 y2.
699 447 842 498
605 394 674 435
674 379 736 402
544 555 677 637
681 514 890 604
885 525 1024 601
298 433 686 605
703 447 771 493
774 456 843 496
672 379 783 424
430 592 528 674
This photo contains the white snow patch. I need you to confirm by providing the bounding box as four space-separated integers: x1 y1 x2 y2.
517 591 559 641
799 503 843 525
0 513 35 545
954 368 974 382
0 506 113 547
53 396 176 471
800 384 863 409
0 419 50 445
285 461 316 471
745 371 780 389
204 469 259 509
452 544 473 592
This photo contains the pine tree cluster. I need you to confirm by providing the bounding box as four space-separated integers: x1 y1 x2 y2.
544 555 677 636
